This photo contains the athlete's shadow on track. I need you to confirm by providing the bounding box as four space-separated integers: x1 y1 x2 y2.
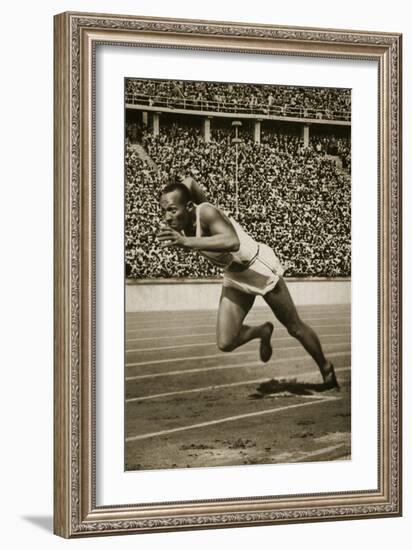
252 378 336 398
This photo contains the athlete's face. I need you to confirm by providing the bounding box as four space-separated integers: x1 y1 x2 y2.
160 190 191 231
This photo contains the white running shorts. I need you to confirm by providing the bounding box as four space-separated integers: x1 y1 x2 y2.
223 243 285 296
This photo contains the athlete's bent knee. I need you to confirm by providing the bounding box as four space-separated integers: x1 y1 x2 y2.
217 338 237 352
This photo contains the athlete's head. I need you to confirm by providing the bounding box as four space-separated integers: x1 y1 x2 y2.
159 182 193 231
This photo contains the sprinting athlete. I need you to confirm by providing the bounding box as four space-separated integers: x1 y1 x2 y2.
157 178 339 389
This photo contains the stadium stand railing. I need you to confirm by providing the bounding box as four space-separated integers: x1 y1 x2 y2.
125 93 350 122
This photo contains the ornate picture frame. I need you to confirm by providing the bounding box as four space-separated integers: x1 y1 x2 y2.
54 11 402 537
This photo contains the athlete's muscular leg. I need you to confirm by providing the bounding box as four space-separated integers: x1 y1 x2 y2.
263 278 331 379
216 286 273 361
216 286 255 351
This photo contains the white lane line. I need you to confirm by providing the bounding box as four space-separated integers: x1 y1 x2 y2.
126 361 263 380
126 310 350 321
126 341 350 368
126 378 269 402
126 308 350 320
125 313 350 326
127 324 216 332
126 315 350 332
126 366 351 402
126 323 350 343
126 332 349 353
125 396 342 442
125 351 350 381
126 332 216 343
126 316 351 328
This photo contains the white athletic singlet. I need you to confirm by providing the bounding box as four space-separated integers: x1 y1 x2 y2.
183 203 284 295
192 203 259 269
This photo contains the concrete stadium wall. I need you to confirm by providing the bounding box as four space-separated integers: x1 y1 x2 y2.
126 278 350 312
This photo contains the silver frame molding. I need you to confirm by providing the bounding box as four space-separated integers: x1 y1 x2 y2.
54 11 402 538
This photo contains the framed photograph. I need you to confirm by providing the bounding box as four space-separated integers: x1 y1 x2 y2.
54 12 402 537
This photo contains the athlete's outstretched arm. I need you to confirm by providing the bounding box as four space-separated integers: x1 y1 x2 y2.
158 204 240 252
181 176 208 204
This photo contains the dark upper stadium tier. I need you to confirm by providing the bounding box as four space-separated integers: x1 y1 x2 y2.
125 79 351 122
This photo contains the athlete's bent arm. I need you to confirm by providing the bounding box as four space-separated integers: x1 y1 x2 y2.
158 204 240 252
181 176 208 204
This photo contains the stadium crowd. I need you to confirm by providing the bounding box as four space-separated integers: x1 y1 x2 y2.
126 79 351 121
125 120 351 280
310 134 351 171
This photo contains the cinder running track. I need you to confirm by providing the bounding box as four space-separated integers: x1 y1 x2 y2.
125 304 351 470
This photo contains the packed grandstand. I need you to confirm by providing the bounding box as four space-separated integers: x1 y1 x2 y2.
125 80 351 280
126 79 351 121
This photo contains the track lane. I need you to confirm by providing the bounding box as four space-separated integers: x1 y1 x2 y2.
124 304 351 470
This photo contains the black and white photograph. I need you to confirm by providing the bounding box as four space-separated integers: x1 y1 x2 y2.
124 78 352 471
